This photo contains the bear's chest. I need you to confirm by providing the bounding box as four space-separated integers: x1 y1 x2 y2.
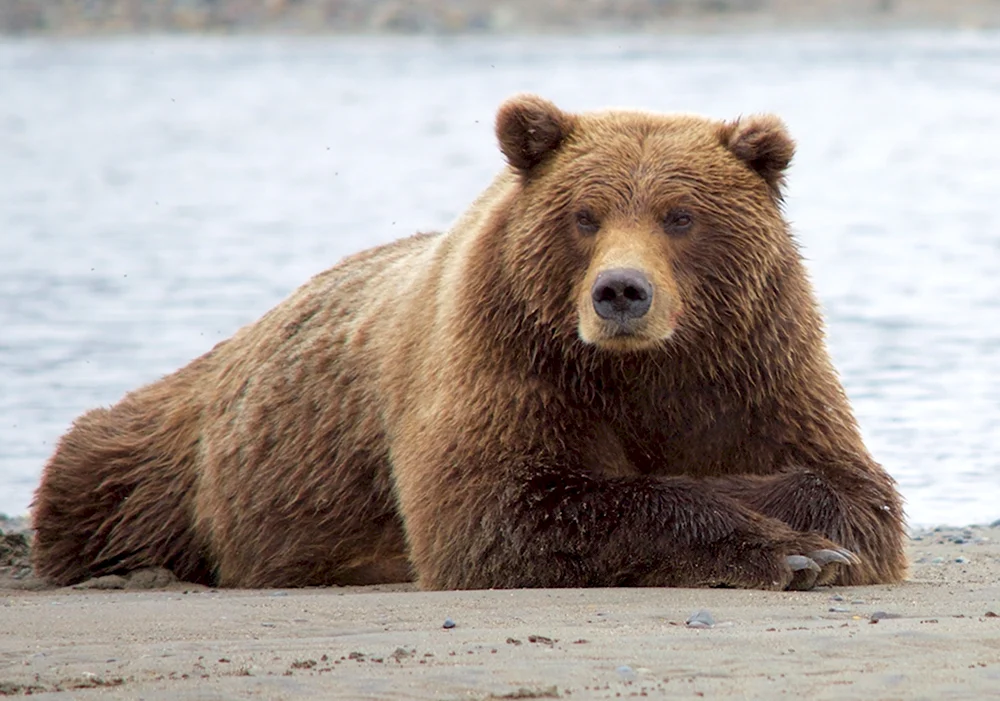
607 394 781 478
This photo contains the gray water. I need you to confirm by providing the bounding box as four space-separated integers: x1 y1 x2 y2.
2 33 998 527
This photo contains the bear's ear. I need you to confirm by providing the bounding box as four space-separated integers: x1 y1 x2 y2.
723 114 795 200
496 94 574 174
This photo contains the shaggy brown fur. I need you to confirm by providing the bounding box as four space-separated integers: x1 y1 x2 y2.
32 95 907 590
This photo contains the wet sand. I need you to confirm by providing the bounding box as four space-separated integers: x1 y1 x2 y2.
1 525 998 699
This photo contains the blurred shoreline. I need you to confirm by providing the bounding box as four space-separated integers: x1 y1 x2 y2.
2 0 999 35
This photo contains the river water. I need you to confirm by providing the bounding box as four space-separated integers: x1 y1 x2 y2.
1 32 998 527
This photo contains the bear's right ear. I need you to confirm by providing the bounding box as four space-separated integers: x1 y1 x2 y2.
496 94 574 174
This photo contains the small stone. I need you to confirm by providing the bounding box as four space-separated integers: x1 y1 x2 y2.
442 618 456 629
829 607 850 613
851 600 866 605
126 568 177 589
686 609 715 628
931 557 945 564
73 575 127 590
616 665 637 682
528 634 555 645
955 557 968 564
870 611 901 621
269 591 288 597
390 647 413 661
4 576 48 591
829 594 845 602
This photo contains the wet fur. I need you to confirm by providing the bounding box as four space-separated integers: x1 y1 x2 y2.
32 96 907 589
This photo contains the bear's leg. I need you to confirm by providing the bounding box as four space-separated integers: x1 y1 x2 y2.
393 450 856 591
708 466 907 585
32 398 212 586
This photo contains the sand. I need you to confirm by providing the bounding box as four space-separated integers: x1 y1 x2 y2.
1 525 998 699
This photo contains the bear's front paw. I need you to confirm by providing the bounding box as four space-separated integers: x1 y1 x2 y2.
783 539 859 590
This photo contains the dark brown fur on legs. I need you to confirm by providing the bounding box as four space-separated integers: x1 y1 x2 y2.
709 465 904 586
32 363 214 586
32 95 906 589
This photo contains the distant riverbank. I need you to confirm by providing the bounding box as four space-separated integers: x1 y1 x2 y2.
2 0 999 35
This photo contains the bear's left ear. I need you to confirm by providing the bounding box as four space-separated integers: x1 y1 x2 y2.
496 94 575 175
723 114 795 200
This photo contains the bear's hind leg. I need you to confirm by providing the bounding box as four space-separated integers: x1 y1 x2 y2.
32 397 212 586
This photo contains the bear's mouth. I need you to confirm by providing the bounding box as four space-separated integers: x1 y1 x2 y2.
607 324 642 339
582 320 672 352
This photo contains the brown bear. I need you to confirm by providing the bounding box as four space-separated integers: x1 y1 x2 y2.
32 95 907 591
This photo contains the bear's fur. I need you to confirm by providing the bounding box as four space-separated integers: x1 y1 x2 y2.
32 95 907 590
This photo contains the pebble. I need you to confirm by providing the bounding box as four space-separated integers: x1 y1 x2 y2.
125 568 177 589
931 557 945 564
442 618 456 629
686 609 716 628
830 594 845 602
870 611 902 621
851 600 866 605
829 606 850 613
955 557 968 564
73 575 127 590
616 665 637 682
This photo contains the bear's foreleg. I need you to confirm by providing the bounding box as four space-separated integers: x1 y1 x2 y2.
393 450 856 591
707 464 907 585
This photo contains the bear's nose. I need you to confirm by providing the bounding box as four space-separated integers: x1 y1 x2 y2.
591 268 653 323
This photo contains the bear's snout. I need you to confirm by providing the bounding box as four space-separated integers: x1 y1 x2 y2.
591 268 653 324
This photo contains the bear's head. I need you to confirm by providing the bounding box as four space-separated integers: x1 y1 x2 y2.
493 94 797 356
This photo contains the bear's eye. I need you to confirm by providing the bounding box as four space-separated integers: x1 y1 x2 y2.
575 210 600 236
662 209 694 236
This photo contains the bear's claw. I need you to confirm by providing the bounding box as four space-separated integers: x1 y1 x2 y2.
808 549 853 567
786 555 821 572
785 547 857 590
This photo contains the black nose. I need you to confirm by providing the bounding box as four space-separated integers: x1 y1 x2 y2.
591 268 653 322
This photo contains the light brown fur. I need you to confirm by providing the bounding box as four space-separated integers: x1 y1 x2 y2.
32 95 907 589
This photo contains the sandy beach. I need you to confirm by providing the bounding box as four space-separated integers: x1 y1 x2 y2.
0 524 997 699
